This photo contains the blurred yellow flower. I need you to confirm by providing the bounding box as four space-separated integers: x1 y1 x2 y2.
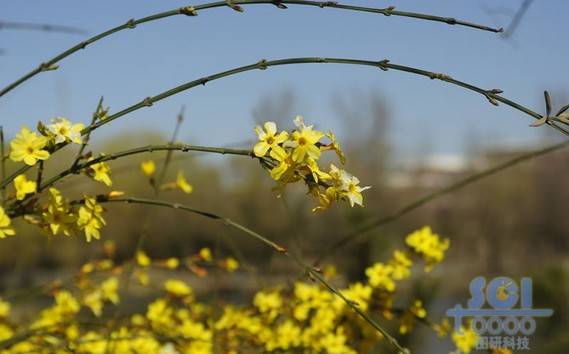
140 160 156 177
0 298 10 318
176 171 193 194
165 257 179 269
341 282 372 311
390 250 412 280
224 257 239 272
254 290 282 322
0 207 15 239
365 263 395 291
101 277 120 304
164 279 193 298
452 326 479 354
9 126 50 166
199 247 212 261
136 250 151 267
406 226 449 271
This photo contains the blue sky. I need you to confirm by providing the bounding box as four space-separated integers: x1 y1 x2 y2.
0 0 567 156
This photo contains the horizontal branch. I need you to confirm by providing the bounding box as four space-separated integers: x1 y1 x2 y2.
314 139 569 265
3 56 567 190
0 21 86 35
0 0 501 98
38 144 254 193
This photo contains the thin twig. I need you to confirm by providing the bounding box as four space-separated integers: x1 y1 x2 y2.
501 0 533 39
0 21 86 35
314 140 569 265
35 161 44 196
3 56 568 190
0 0 500 99
156 106 185 191
99 196 409 354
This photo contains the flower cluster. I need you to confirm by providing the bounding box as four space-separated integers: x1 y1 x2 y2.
253 116 370 211
361 226 450 334
0 227 469 354
9 118 85 167
405 226 450 271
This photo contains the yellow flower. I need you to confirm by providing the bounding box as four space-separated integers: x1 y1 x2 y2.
406 226 449 271
0 207 15 239
253 290 282 321
140 160 156 177
164 279 193 298
0 298 10 318
224 257 239 272
42 188 76 236
269 149 296 181
9 126 50 166
265 320 301 351
389 250 412 280
83 290 104 317
136 250 151 266
253 121 288 158
199 247 212 261
176 171 193 194
365 263 395 291
288 116 324 162
47 117 84 144
54 290 81 317
341 282 372 311
165 258 179 269
87 157 112 186
452 326 479 354
318 164 370 210
13 174 36 200
329 164 370 207
76 196 105 242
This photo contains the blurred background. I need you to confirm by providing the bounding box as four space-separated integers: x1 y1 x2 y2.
1 0 568 353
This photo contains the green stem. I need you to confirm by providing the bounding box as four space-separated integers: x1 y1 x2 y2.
0 0 500 98
100 196 408 354
314 140 569 265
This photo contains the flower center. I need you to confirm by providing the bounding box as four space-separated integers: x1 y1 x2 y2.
298 137 307 146
266 136 275 145
26 147 35 154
